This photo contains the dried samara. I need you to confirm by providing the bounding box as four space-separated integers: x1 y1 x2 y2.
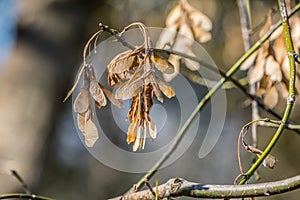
108 46 175 151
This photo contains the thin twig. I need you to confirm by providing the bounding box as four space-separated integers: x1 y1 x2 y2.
11 170 31 194
238 0 297 185
237 0 261 181
0 194 55 200
144 179 160 200
236 118 280 179
110 175 300 199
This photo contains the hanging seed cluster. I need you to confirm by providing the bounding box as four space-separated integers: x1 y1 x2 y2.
241 3 300 109
66 23 175 151
157 0 212 81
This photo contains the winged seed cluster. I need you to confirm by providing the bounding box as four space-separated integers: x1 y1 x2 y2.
107 47 175 151
73 65 123 147
68 21 177 151
157 0 212 81
241 8 300 109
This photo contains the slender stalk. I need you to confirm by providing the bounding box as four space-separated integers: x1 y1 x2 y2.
0 194 54 200
237 0 260 180
238 0 297 185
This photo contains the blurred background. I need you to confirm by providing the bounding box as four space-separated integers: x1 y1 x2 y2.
0 0 299 199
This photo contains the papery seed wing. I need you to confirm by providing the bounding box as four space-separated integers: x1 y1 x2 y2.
157 77 175 98
150 75 164 103
127 96 139 121
189 10 212 31
107 50 137 74
166 4 182 27
140 126 147 150
133 126 141 151
249 58 265 84
73 88 90 113
143 84 154 114
100 86 124 108
77 112 86 133
89 80 107 107
156 25 178 49
295 76 300 95
191 25 212 43
270 26 283 41
153 54 175 74
273 33 286 63
115 69 146 100
127 121 138 144
115 79 144 100
265 56 282 82
278 82 289 98
84 117 99 147
164 54 180 82
240 51 258 71
264 85 278 109
281 56 290 80
147 120 157 139
182 49 200 70
179 22 194 40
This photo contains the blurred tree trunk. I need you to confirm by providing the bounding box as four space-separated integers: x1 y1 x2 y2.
0 0 98 193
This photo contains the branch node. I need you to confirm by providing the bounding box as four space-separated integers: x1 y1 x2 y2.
287 93 295 104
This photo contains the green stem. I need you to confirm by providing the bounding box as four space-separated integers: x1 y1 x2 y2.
238 0 296 185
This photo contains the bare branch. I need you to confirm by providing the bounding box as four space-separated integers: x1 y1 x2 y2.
111 175 300 199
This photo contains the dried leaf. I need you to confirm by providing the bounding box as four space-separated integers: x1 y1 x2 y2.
189 10 212 31
166 4 182 27
157 77 175 98
264 85 278 109
89 80 107 107
265 56 282 82
240 51 258 70
153 54 175 74
73 88 90 113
